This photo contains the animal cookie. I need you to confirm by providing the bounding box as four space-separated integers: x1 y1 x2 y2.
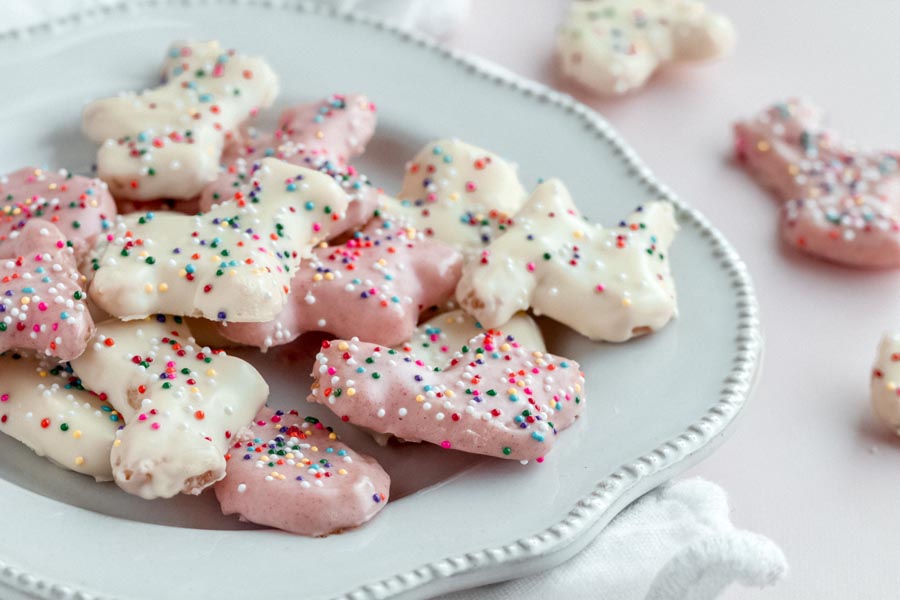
0 220 93 360
557 0 736 95
203 94 381 237
869 333 900 434
215 407 390 536
735 99 900 268
216 216 463 349
396 309 545 367
88 158 350 322
309 332 585 461
82 41 279 201
456 179 677 342
0 167 116 259
383 139 527 258
70 317 268 499
0 353 120 481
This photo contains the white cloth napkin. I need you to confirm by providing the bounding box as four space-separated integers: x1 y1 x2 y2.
2 4 786 600
440 478 787 600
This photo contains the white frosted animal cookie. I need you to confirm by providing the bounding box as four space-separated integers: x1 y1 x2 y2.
456 179 677 342
87 158 350 323
70 316 268 499
82 41 278 201
383 139 527 258
396 309 545 367
557 0 736 95
868 333 900 434
0 353 120 481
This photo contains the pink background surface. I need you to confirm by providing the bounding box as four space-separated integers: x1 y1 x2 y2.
452 1 900 598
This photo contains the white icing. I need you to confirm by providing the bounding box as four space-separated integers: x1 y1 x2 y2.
382 139 527 258
870 333 900 433
0 354 118 481
88 158 350 322
456 179 678 342
82 41 279 200
557 0 736 95
69 317 268 499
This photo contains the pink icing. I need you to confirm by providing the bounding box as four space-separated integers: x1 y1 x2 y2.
215 407 390 536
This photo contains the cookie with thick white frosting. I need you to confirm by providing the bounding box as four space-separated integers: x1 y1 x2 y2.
309 332 584 461
396 309 544 367
735 99 900 268
0 353 120 481
0 220 93 360
82 41 278 201
0 167 116 261
456 179 677 342
70 317 268 499
215 407 390 536
215 215 462 349
870 333 900 433
558 0 736 95
382 139 527 258
87 158 350 322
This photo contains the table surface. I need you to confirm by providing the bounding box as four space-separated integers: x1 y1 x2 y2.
453 1 900 598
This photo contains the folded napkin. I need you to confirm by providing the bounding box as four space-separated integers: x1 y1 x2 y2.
440 478 787 600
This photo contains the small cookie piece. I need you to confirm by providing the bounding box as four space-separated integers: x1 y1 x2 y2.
396 309 545 367
0 220 93 360
82 41 278 201
382 139 527 258
70 316 268 499
735 99 900 268
203 94 381 238
0 353 120 481
557 0 736 95
216 216 463 349
88 158 350 322
0 167 116 260
309 333 585 461
215 407 390 536
456 179 677 342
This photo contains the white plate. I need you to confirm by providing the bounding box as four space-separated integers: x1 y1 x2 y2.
0 3 760 599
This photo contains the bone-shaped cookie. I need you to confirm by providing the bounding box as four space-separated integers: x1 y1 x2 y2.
215 407 390 536
382 139 527 258
0 167 116 260
735 99 900 268
557 0 736 95
871 333 900 434
456 179 677 342
216 215 463 349
88 158 350 322
82 40 279 201
0 353 120 481
203 94 381 238
0 220 93 360
309 332 585 461
396 309 545 367
70 317 268 499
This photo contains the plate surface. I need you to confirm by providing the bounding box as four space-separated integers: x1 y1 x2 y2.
0 2 760 599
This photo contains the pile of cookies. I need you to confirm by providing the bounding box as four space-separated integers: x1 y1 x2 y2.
0 41 679 536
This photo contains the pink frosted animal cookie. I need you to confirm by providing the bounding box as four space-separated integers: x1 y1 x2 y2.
216 216 463 349
82 41 278 201
0 167 116 260
202 94 381 237
557 0 736 95
215 407 390 536
88 158 350 323
309 332 585 461
0 354 120 481
735 99 900 268
70 316 268 499
457 179 678 342
0 220 93 360
383 139 527 258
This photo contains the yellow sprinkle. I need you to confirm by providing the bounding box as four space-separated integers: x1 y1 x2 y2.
313 273 323 282
889 382 897 391
311 446 318 452
286 453 294 459
377 258 387 266
517 380 525 387
72 430 82 439
338 341 349 351
475 353 484 360
206 368 217 377
324 272 335 281
48 183 57 191
622 298 632 307
113 439 122 447
158 283 169 292
347 388 356 396
575 384 582 393
500 343 510 352
38 370 47 378
328 432 337 440
416 395 425 403
448 192 459 202
573 230 584 239
445 389 455 398
229 269 237 276
405 227 416 240
20 297 30 305
144 283 154 293
508 388 517 395
179 269 187 277
338 469 347 475
74 456 84 466
532 351 544 358
190 387 199 394
756 140 770 152
318 241 328 249
788 164 799 176
315 131 324 140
